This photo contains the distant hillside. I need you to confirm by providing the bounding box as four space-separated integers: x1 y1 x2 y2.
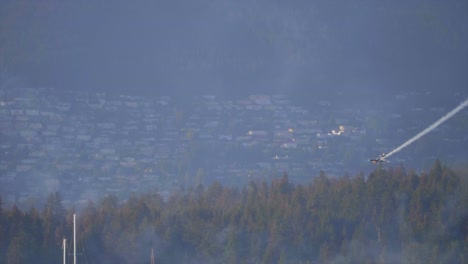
1 1 467 97
1 87 467 209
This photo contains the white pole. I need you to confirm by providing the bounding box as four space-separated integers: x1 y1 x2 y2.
63 238 66 264
74 214 76 264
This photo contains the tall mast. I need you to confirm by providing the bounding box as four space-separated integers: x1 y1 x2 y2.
63 238 67 264
74 214 77 264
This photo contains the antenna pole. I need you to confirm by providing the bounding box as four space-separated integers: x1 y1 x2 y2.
74 214 77 264
63 238 67 264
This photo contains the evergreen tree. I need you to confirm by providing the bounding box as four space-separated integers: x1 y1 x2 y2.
42 192 66 262
0 162 467 263
6 231 35 264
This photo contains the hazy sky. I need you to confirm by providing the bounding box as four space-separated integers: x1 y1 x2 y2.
1 0 467 98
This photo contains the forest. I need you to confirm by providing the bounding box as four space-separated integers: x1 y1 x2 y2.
1 160 467 263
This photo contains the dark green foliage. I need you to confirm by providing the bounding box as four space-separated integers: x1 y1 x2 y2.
0 161 467 263
6 230 37 264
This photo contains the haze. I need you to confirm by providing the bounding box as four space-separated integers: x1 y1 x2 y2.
1 0 467 99
2 2 468 262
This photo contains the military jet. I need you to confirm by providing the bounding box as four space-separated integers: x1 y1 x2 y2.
369 153 386 164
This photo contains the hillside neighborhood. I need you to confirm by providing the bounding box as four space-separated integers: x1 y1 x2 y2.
0 88 466 207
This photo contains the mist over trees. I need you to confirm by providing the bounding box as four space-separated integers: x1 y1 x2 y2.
1 160 467 263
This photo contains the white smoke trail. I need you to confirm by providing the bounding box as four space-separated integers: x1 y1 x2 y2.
385 98 468 159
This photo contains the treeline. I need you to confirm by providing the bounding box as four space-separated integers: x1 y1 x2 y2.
1 160 467 263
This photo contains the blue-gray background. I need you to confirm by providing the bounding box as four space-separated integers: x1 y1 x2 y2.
1 0 467 100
